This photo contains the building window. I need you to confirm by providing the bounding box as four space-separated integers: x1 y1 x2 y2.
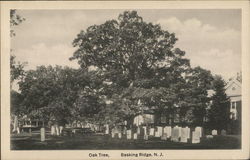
232 102 236 109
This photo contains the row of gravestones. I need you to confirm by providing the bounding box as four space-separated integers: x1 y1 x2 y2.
108 126 226 144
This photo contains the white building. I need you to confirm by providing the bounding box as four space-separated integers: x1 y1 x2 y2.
225 76 242 120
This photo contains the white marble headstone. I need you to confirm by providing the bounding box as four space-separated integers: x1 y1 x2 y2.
195 127 202 137
105 124 109 134
164 126 172 138
161 133 168 140
180 127 188 143
212 129 217 135
192 131 200 143
178 126 182 138
41 128 45 142
118 132 122 138
186 127 190 139
157 126 163 137
155 131 160 137
149 128 155 136
171 126 179 142
142 126 147 135
133 133 138 139
126 130 132 139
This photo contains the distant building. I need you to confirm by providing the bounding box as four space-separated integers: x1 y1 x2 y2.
225 75 242 120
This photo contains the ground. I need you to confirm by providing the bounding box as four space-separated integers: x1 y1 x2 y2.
11 131 241 150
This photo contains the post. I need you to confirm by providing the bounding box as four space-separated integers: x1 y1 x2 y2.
41 128 45 142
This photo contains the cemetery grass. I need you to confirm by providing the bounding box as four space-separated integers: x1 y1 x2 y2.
11 132 241 150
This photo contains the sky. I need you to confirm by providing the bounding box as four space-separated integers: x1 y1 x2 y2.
11 9 241 81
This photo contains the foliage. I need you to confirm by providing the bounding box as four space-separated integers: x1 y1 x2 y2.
208 75 230 130
10 9 25 37
10 55 26 85
70 10 192 125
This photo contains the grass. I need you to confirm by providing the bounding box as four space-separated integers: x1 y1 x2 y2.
11 132 241 150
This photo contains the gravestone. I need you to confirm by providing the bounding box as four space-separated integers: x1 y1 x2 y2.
105 124 109 134
51 125 56 135
157 126 163 137
127 130 132 139
149 128 155 136
180 127 188 143
133 133 138 140
144 134 149 140
155 131 160 137
186 127 190 139
111 130 115 138
161 133 168 140
164 126 172 138
178 126 182 138
137 127 141 134
17 127 20 134
192 131 200 143
212 129 217 135
195 127 202 137
142 126 147 135
40 128 45 142
171 126 180 142
221 129 227 135
206 135 213 139
118 132 122 138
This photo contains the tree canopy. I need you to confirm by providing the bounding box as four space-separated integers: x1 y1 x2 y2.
14 10 228 129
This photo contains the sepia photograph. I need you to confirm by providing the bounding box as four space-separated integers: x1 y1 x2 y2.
1 1 250 160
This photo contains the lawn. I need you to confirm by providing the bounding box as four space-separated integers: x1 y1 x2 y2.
11 131 241 150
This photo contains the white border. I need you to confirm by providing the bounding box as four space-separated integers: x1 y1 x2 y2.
1 1 250 160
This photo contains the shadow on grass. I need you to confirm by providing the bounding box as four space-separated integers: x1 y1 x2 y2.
11 134 241 150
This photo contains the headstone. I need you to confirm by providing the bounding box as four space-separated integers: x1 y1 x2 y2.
41 128 45 142
195 127 202 137
186 127 190 139
142 126 147 135
127 130 132 139
178 126 182 138
144 134 148 140
161 133 168 140
17 127 20 134
212 129 217 136
149 128 155 136
105 124 109 134
164 126 172 138
171 126 180 142
192 131 200 143
155 131 160 137
111 132 115 138
133 133 138 140
137 127 141 134
157 126 163 137
206 135 213 139
118 132 122 138
221 129 227 135
51 125 56 135
180 128 188 143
